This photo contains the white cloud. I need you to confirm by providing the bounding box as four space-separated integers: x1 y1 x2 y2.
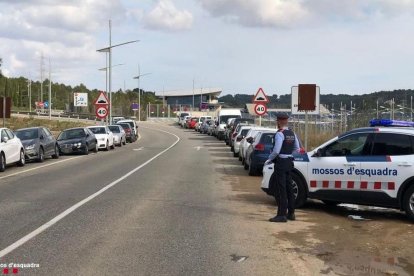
199 0 414 28
198 0 309 28
144 0 193 31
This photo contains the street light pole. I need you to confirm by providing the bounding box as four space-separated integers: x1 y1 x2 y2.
97 20 139 124
133 66 151 122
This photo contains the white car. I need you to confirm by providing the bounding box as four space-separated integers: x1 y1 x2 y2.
87 126 115 151
261 119 414 221
117 120 138 140
239 127 271 164
233 126 253 157
108 125 126 146
0 128 26 172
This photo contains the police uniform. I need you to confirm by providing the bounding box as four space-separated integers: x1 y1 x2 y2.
266 113 300 223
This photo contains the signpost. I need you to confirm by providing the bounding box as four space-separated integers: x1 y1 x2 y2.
94 91 109 124
0 97 11 127
291 84 320 151
253 88 269 126
74 92 88 107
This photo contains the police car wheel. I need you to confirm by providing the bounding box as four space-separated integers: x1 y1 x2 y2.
403 185 414 221
292 174 307 208
322 200 340 206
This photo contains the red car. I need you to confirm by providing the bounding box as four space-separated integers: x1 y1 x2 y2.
187 117 199 129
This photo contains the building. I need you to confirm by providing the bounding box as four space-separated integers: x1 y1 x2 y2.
155 88 222 111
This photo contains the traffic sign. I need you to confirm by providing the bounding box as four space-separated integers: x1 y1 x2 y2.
253 88 269 103
96 106 108 119
254 103 267 116
291 85 320 115
94 91 109 105
74 92 88 107
131 103 139 111
44 101 49 108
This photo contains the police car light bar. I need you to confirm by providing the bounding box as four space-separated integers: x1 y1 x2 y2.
369 119 414 127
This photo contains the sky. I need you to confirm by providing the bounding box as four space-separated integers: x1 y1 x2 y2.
1 0 414 96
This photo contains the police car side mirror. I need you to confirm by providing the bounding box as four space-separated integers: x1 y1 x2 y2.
312 148 324 157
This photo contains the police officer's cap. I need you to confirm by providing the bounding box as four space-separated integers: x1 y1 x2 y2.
276 112 290 120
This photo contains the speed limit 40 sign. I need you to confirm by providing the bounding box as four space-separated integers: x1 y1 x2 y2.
254 103 267 116
96 106 108 119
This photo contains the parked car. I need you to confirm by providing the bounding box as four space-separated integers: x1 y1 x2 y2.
181 115 191 128
200 119 214 134
207 121 217 136
239 127 270 164
196 116 212 132
229 123 252 150
87 126 115 151
224 118 237 145
187 117 199 129
57 128 98 155
112 117 126 124
117 123 135 142
244 130 277 176
15 127 59 162
233 126 253 158
108 125 126 146
117 119 138 140
178 112 191 126
0 128 25 172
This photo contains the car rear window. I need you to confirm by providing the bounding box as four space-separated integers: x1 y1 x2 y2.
108 126 121 133
16 129 39 140
372 133 414 155
260 133 275 145
58 129 85 140
240 129 250 136
89 127 106 134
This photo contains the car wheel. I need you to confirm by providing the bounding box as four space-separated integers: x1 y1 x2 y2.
0 153 5 172
105 141 110 151
292 174 307 208
93 142 98 153
233 151 239 158
111 140 115 149
238 155 242 161
52 145 60 159
123 138 126 145
119 140 122 147
38 147 45 163
403 185 414 221
230 146 234 152
243 159 249 170
17 150 25 167
248 158 256 176
83 144 89 155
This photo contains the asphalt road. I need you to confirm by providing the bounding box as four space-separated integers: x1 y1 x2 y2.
0 123 294 275
2 121 414 276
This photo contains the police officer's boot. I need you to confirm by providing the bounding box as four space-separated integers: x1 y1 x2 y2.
287 212 296 221
269 216 287 223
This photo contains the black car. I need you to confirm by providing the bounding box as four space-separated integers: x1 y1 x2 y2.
57 128 98 155
15 127 59 162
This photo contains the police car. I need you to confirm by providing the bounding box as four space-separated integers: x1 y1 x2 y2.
261 119 414 221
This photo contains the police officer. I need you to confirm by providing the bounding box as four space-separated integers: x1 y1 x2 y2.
265 113 300 223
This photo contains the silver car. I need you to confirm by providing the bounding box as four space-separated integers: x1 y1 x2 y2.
108 125 126 147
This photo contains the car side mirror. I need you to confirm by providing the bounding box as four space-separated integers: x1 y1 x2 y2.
40 135 44 140
1 137 9 143
86 133 90 137
246 137 253 143
312 148 324 157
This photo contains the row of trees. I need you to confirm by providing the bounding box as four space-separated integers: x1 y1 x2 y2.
0 75 163 119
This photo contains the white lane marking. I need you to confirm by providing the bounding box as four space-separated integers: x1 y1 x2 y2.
0 127 179 258
194 146 203 151
133 147 144 151
0 157 83 181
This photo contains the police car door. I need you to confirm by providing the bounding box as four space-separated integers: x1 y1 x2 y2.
358 132 414 207
308 132 371 203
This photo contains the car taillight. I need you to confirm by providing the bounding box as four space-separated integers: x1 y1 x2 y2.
255 144 265 151
299 147 306 154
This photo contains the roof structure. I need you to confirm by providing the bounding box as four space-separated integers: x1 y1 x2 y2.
155 88 222 97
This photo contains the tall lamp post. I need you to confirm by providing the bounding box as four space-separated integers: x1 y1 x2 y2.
133 64 151 122
97 20 139 124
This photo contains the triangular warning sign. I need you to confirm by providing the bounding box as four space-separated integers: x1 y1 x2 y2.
253 88 269 103
94 91 109 105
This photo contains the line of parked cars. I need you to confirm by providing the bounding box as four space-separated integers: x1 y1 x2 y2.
0 119 139 172
177 109 276 176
